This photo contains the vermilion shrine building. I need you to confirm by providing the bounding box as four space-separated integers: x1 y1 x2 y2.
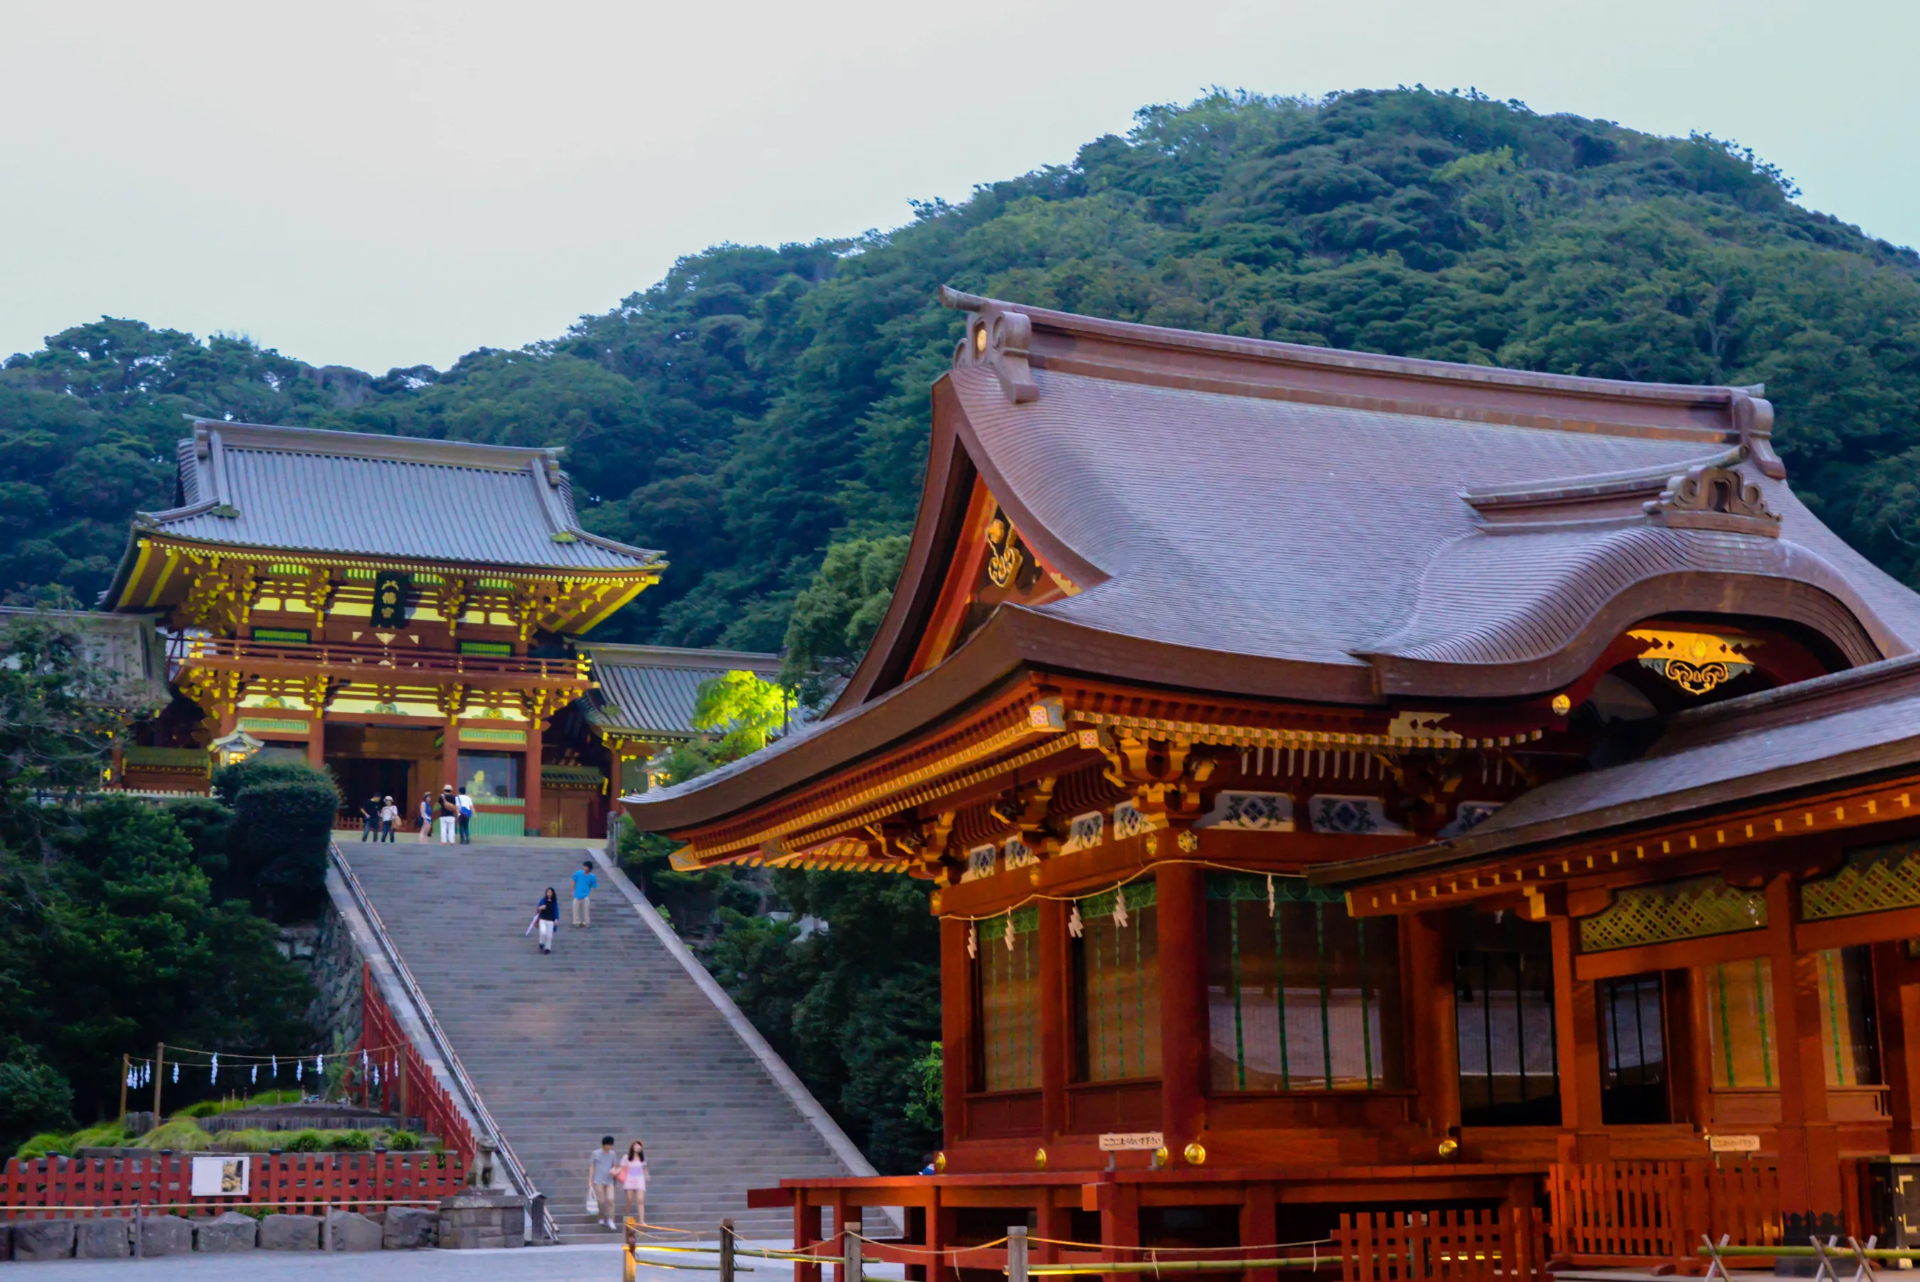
101 420 768 838
625 290 1920 1263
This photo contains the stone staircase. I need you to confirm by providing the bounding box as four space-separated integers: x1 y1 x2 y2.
339 844 863 1244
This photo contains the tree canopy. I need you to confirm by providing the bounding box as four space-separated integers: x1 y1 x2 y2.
5 88 1918 668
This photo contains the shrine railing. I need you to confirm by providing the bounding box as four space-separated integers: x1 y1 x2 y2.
1547 1160 1869 1269
328 844 555 1242
1338 1208 1550 1282
351 961 474 1164
178 637 591 683
1 1150 466 1217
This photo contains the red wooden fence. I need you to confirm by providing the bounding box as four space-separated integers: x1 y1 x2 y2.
1547 1161 1799 1268
1337 1208 1549 1282
353 961 476 1164
0 1149 466 1218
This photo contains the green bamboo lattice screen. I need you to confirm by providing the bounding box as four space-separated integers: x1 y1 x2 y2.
1203 873 1404 1091
1579 876 1767 952
978 905 1041 1091
1802 841 1920 920
1707 957 1776 1089
1075 880 1160 1082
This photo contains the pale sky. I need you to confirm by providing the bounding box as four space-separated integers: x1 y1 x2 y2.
1 0 1913 374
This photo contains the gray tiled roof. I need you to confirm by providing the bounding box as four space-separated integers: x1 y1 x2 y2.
583 644 783 739
137 421 661 571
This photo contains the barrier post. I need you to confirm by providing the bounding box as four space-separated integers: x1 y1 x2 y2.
1009 1225 1029 1282
844 1225 864 1282
722 1218 737 1282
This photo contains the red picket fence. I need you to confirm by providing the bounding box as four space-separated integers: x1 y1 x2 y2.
1 1149 466 1218
353 961 476 1163
1337 1208 1549 1282
1547 1161 1798 1268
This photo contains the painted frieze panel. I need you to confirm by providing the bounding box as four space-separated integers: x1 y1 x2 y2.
1801 839 1920 920
1579 875 1768 953
1195 791 1295 832
1307 795 1408 836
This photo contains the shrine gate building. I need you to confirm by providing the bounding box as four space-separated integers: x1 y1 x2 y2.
103 420 669 837
623 290 1920 1267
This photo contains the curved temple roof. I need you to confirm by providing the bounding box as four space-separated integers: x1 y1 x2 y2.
117 420 662 577
584 644 783 741
626 290 1920 834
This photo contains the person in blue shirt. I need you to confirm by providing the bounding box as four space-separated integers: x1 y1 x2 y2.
572 859 598 929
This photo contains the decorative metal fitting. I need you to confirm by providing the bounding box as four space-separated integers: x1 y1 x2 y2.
1183 1142 1207 1167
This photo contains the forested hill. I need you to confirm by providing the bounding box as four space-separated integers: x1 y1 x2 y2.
9 88 1920 677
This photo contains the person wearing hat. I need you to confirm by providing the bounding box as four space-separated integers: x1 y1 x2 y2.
437 785 459 844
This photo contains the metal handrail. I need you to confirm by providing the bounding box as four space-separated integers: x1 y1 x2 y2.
328 843 558 1243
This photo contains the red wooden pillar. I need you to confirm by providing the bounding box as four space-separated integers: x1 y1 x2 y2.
440 717 460 792
941 914 971 1150
1039 898 1070 1147
1240 1183 1278 1282
793 1196 823 1282
929 1186 958 1282
1099 1179 1140 1282
307 708 326 770
524 717 544 838
1767 872 1841 1217
1872 940 1920 1152
1550 915 1608 1163
1036 1191 1069 1266
1158 860 1208 1152
1403 910 1460 1141
832 1194 856 1282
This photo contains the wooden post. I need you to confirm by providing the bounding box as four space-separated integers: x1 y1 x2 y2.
843 1220 864 1282
1099 1180 1140 1282
398 1049 409 1126
119 1054 129 1123
1549 917 1607 1163
720 1218 736 1282
1157 860 1208 1150
153 1043 164 1121
1240 1184 1278 1282
1766 872 1841 1218
940 915 971 1149
1402 910 1460 1140
307 713 325 770
794 1198 824 1282
1039 898 1069 1147
1873 941 1920 1151
524 717 544 838
1007 1225 1028 1282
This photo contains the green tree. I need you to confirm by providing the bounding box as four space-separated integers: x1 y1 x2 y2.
691 670 793 760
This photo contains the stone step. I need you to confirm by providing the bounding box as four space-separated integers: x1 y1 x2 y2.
338 844 860 1243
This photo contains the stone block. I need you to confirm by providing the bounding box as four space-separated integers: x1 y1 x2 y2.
76 1217 132 1258
139 1213 194 1257
259 1213 321 1251
14 1219 76 1261
383 1204 438 1250
0 1222 11 1262
195 1211 259 1252
436 1189 525 1249
327 1210 383 1252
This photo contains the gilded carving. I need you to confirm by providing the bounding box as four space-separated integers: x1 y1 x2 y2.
1629 629 1762 696
985 514 1026 589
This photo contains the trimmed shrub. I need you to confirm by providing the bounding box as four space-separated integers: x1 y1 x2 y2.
328 1129 373 1151
284 1129 326 1152
214 762 339 920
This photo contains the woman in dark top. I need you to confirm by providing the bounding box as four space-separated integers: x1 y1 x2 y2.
360 795 381 841
534 887 560 953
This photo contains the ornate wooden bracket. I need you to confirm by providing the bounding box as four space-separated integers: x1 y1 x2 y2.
434 578 470 636
434 683 469 719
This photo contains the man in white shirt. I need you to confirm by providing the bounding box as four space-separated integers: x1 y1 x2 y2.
588 1135 618 1231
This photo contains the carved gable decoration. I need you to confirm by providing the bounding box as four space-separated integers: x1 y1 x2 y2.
1195 791 1296 832
952 301 1038 405
1579 876 1766 953
1802 839 1920 921
1643 464 1781 536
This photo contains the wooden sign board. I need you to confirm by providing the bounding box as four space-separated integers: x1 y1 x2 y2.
1098 1132 1164 1152
1708 1134 1761 1153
